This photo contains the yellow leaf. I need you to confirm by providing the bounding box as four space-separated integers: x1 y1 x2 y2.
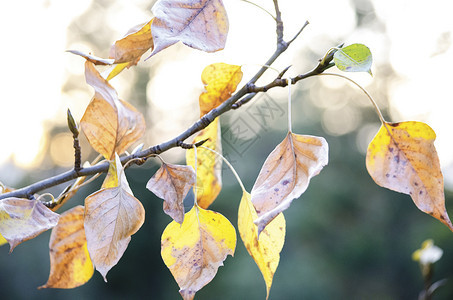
0 233 7 246
0 198 60 252
148 0 228 59
199 63 243 116
39 206 94 289
84 154 145 280
104 63 129 81
109 20 154 65
146 163 196 224
161 206 236 300
366 121 453 231
102 159 120 190
238 192 285 300
251 132 328 235
81 61 146 160
186 118 222 209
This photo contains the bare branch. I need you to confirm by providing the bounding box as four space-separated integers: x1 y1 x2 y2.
273 0 284 46
287 21 310 46
0 3 314 201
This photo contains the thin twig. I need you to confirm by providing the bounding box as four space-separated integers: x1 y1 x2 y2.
67 109 81 172
177 138 209 149
287 21 310 45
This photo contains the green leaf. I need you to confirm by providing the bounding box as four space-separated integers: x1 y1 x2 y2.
333 43 372 75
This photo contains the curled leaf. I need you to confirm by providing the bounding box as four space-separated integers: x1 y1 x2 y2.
67 50 115 66
149 0 228 59
238 192 285 300
0 198 60 252
52 162 91 212
251 132 328 234
109 20 154 65
333 43 372 75
366 121 453 231
199 63 243 116
84 154 145 280
81 62 146 159
147 163 196 224
39 206 94 289
161 206 236 300
186 118 222 209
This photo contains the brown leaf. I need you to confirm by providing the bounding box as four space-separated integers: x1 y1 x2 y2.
366 121 453 231
52 175 87 212
81 61 146 159
199 63 243 116
39 206 94 289
146 163 196 224
148 0 228 59
251 132 328 234
84 154 145 280
186 118 222 209
109 20 154 66
0 198 60 251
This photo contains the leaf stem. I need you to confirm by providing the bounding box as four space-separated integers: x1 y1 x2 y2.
239 0 276 21
287 78 292 132
200 146 246 193
241 64 280 75
193 145 199 207
318 73 386 124
36 193 55 203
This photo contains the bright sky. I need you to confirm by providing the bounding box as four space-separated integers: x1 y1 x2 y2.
1 0 452 187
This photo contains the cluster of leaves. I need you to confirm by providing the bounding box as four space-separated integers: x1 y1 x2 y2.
0 0 452 299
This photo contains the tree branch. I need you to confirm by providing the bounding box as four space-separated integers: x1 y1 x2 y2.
0 3 321 202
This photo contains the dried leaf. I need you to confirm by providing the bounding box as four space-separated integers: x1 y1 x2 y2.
238 192 285 300
0 198 60 251
0 182 15 194
366 121 453 231
84 154 145 280
52 175 87 212
186 118 222 208
67 50 115 65
109 20 154 65
251 132 328 234
81 61 146 159
146 163 196 224
39 206 94 289
149 0 228 59
161 205 236 300
199 63 243 116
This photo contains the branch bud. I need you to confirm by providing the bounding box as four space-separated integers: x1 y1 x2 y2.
67 108 79 137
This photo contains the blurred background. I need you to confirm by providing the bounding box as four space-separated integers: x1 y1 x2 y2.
1 0 453 299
